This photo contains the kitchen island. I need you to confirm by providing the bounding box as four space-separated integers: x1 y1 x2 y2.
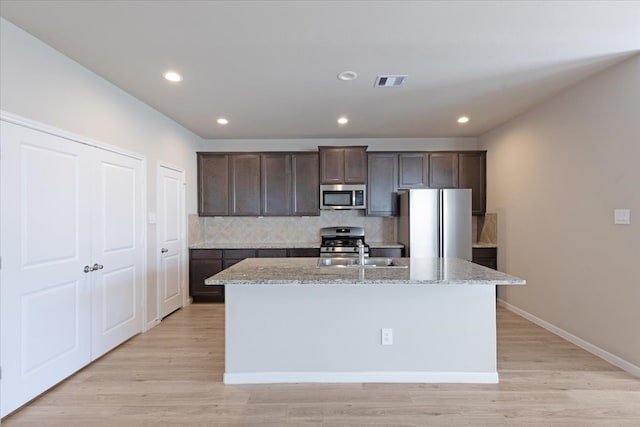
205 257 524 384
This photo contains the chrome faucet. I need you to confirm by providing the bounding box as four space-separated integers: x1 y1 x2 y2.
357 240 365 266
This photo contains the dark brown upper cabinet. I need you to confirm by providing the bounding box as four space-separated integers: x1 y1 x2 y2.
292 153 320 216
429 152 459 188
261 153 292 216
458 151 486 215
365 150 486 217
367 153 398 216
198 153 229 216
398 153 429 188
319 146 367 184
198 152 319 217
229 154 262 215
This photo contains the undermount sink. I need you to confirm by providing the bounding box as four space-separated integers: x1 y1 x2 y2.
317 257 407 268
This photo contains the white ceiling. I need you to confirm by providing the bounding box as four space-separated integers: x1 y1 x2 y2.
1 1 639 139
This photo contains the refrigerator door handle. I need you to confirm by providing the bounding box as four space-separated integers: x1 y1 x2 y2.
439 190 444 257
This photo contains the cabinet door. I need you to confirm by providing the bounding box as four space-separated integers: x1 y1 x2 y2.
262 153 291 216
344 147 367 184
291 153 319 216
229 154 261 216
319 147 345 184
198 153 229 216
459 152 486 215
367 153 398 216
189 258 224 301
399 153 429 188
429 153 459 188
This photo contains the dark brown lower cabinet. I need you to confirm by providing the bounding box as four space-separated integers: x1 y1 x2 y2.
189 250 224 302
287 248 321 257
369 247 404 258
472 247 497 270
189 247 320 302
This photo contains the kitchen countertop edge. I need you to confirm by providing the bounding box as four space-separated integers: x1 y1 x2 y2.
205 258 524 286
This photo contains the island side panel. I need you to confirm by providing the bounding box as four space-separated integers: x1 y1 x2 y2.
224 283 497 384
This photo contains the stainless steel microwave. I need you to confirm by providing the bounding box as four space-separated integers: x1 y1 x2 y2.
320 184 366 210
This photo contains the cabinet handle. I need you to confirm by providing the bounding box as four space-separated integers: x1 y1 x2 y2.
161 248 168 253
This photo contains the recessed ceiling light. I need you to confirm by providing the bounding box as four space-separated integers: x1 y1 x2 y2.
337 71 358 81
457 116 470 124
217 118 229 125
337 117 349 125
163 71 182 82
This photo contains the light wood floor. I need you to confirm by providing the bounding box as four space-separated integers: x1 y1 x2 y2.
3 304 639 426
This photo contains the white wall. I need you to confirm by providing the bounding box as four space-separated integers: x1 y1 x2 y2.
480 55 640 368
0 19 201 324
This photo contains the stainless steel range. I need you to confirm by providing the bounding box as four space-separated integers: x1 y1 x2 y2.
320 226 370 257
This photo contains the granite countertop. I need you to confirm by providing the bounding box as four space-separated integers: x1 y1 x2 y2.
472 242 498 248
190 242 405 249
205 257 524 286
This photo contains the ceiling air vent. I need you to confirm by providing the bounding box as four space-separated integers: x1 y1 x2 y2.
374 74 407 88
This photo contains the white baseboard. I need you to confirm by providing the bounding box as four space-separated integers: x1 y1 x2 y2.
144 318 160 332
224 371 499 385
498 299 640 378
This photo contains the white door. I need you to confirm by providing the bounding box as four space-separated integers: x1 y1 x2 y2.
0 121 92 416
157 164 185 318
90 150 144 359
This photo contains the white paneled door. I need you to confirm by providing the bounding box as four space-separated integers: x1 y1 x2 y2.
157 164 185 319
0 118 144 416
90 150 144 359
1 121 92 416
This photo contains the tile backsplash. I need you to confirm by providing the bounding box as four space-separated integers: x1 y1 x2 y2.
477 213 497 244
189 210 396 245
189 211 497 246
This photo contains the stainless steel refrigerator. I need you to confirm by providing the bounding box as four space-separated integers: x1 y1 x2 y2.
398 189 472 260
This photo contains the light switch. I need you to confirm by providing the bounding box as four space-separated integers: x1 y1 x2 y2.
614 209 630 225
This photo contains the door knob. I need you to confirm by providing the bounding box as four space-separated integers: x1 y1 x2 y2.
93 263 103 270
84 265 92 273
161 248 168 253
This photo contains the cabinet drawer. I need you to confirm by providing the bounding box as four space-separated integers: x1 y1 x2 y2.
257 248 288 257
287 248 321 257
472 247 496 258
191 249 223 259
473 258 497 270
223 249 256 259
223 259 245 269
369 247 404 258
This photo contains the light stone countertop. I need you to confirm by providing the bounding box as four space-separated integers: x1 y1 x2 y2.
205 257 525 286
472 242 499 248
189 242 404 249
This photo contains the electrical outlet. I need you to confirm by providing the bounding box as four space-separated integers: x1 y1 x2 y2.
381 328 393 345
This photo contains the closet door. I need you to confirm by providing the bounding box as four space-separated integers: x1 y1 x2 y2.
0 121 92 417
90 149 144 359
